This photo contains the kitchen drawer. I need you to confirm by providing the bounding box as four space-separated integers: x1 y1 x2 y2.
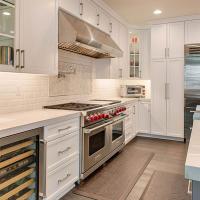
47 131 79 172
46 156 79 198
44 118 80 141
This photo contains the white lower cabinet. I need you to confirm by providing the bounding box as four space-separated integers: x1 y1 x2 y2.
138 101 151 134
125 101 138 144
42 117 80 200
46 156 79 200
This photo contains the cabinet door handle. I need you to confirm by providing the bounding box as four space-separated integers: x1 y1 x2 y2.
167 48 170 58
133 106 136 115
97 14 100 26
80 2 83 16
165 48 167 58
58 173 71 184
109 22 113 33
58 126 71 132
58 147 71 155
20 50 25 69
16 49 20 68
119 68 123 79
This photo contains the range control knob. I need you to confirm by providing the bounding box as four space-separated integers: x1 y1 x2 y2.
94 114 98 121
90 115 95 122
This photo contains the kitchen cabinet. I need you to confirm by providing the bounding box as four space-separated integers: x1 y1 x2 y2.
151 60 167 136
150 22 184 139
20 0 58 74
129 29 150 79
150 59 184 138
43 117 80 200
82 0 98 27
59 0 81 18
166 59 184 138
125 101 138 144
0 0 58 74
185 20 200 44
151 24 167 60
138 101 151 134
0 0 19 72
151 22 184 60
97 8 110 34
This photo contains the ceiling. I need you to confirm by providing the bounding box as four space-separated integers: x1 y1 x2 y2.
103 0 200 25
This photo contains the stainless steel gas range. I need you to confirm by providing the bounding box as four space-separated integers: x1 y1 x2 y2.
45 100 127 179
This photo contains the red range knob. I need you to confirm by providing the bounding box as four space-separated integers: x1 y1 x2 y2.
105 114 109 119
94 114 98 121
90 115 94 122
97 113 102 119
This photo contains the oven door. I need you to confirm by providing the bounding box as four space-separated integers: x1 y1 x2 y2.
109 117 125 153
83 122 111 173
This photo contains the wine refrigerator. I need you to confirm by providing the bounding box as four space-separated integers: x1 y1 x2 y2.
0 128 42 200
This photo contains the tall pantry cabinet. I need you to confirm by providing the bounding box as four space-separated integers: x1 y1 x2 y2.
151 22 184 138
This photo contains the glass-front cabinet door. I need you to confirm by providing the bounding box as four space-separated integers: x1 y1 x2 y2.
0 0 17 71
129 33 141 78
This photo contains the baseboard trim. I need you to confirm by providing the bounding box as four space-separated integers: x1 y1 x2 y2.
137 132 184 142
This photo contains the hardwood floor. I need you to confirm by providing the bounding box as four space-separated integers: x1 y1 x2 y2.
62 137 188 200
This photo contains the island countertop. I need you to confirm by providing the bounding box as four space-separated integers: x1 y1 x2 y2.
185 120 200 181
0 109 81 139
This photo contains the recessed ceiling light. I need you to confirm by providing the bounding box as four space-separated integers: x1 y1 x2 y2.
3 11 11 16
153 9 162 15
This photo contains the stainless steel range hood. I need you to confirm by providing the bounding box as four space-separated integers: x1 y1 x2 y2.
58 9 123 59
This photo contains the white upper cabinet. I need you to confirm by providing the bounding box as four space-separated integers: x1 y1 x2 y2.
109 17 120 43
19 0 58 74
97 8 110 34
59 0 81 18
0 0 19 72
168 22 184 59
0 0 57 75
151 22 184 60
82 0 98 27
185 20 200 44
151 24 167 60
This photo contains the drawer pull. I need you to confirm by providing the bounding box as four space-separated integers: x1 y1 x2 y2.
58 147 71 155
58 173 71 184
58 126 71 132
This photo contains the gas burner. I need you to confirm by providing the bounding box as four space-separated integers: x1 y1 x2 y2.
44 103 103 111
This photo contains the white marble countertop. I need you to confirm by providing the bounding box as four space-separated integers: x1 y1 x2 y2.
0 109 81 139
185 120 200 181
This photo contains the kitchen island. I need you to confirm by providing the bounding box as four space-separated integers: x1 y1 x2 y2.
185 119 200 200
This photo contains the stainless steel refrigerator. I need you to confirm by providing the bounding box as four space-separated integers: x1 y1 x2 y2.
184 44 200 142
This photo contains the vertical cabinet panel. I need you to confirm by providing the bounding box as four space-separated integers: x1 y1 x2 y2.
20 0 58 74
151 60 167 135
132 102 139 137
59 0 81 18
185 20 200 44
82 0 98 27
138 102 151 134
98 8 110 34
151 24 167 60
168 22 184 58
166 59 184 138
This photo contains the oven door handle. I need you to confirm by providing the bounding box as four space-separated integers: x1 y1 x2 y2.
112 114 127 123
83 121 112 134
